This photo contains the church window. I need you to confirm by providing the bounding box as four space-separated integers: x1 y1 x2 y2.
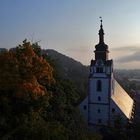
112 108 115 113
83 105 87 110
98 109 101 113
97 80 102 91
98 119 102 123
96 67 103 73
98 96 101 101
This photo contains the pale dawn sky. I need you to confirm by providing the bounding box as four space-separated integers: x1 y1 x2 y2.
0 0 140 69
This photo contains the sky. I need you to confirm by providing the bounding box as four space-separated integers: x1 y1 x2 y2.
0 0 140 69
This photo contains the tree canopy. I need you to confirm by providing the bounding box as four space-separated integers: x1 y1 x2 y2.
0 40 101 140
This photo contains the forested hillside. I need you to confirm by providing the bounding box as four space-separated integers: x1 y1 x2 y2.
0 41 101 140
43 49 89 101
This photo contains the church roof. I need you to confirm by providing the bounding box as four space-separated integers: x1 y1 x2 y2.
111 80 133 119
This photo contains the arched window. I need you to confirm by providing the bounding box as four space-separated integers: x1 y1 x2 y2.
98 96 101 101
112 108 115 113
97 80 102 91
98 119 102 123
83 105 87 110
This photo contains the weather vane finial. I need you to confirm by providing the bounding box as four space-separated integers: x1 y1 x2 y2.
99 16 103 28
99 16 102 24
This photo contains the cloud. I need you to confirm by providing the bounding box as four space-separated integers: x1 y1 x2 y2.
117 51 140 63
111 45 140 51
111 45 140 64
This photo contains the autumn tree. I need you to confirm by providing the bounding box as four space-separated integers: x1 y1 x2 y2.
0 40 54 139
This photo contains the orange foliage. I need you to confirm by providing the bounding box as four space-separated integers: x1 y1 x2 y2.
0 40 54 100
15 77 46 99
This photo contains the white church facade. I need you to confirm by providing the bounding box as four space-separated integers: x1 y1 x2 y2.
79 19 134 126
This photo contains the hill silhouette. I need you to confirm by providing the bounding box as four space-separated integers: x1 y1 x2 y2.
43 49 89 100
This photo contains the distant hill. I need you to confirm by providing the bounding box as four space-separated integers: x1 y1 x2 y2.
43 49 89 99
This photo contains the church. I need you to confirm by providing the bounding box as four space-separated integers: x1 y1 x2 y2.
79 19 134 126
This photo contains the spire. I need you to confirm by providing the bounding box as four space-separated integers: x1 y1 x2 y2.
99 17 104 43
94 17 109 61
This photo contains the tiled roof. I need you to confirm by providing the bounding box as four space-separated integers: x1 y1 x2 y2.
111 80 133 119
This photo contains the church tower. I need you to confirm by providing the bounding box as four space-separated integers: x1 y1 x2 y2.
88 18 113 126
79 18 133 127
